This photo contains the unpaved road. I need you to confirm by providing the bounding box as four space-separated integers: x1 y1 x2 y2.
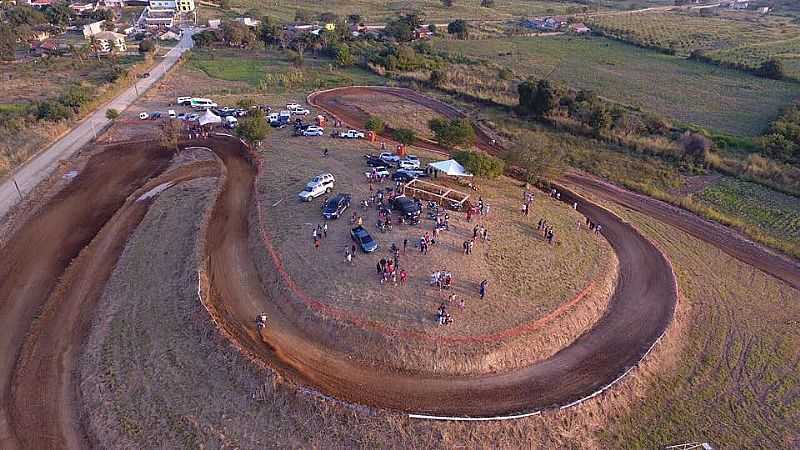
0 29 194 221
0 133 677 448
311 86 800 292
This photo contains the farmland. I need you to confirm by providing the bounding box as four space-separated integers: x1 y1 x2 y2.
434 34 800 135
588 11 800 78
694 177 800 247
186 48 385 91
214 0 590 23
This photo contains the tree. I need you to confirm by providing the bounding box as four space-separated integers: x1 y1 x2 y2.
45 2 72 27
365 116 385 133
89 8 113 21
518 78 561 117
677 131 712 160
428 118 475 148
505 134 565 184
192 30 217 48
589 105 612 136
759 133 798 162
0 24 15 62
347 14 362 25
138 38 155 54
453 150 504 178
480 0 495 6
429 69 445 86
6 5 46 27
334 43 353 66
222 21 254 47
756 58 784 80
105 108 120 120
290 34 309 65
447 19 468 39
235 110 269 146
392 128 416 145
258 16 280 49
441 0 453 7
428 23 437 35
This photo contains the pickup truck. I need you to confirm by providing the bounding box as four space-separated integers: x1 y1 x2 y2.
338 130 365 139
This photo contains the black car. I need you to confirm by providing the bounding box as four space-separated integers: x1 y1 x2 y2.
391 171 416 183
365 156 385 167
391 195 421 221
322 193 351 219
350 225 379 253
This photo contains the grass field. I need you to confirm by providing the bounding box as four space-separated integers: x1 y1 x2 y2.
589 10 800 78
186 48 385 92
694 177 800 246
217 0 590 23
434 34 800 135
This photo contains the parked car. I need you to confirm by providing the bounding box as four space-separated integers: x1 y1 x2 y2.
176 96 192 106
137 72 150 78
365 156 385 167
177 112 188 120
286 103 302 110
398 156 420 169
214 107 237 117
365 166 390 178
224 116 238 129
303 126 325 137
379 152 401 163
350 226 378 253
186 113 200 122
298 173 335 202
149 111 162 120
138 112 149 120
289 105 310 116
339 129 365 139
168 109 176 118
391 171 416 183
392 195 422 221
397 168 426 178
322 193 351 219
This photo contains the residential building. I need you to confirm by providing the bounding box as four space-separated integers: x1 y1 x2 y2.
234 17 260 27
92 31 127 52
176 0 194 12
83 20 105 38
27 0 53 8
149 0 175 8
144 8 175 28
70 2 96 14
96 0 125 7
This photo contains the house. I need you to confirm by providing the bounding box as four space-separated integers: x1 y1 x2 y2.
158 29 181 40
729 0 748 10
757 6 770 14
30 39 60 56
70 2 96 14
175 0 194 12
92 31 127 52
30 28 51 41
234 17 261 28
144 8 176 28
571 22 591 33
414 27 434 40
27 0 54 8
83 20 105 38
208 19 221 29
96 0 125 7
149 0 175 8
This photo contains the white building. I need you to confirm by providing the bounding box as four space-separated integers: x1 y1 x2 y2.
83 20 105 38
92 31 127 52
149 0 193 12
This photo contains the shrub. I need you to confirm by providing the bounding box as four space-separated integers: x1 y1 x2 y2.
428 117 475 148
139 38 156 54
364 116 385 133
453 150 504 178
35 101 72 121
392 128 416 145
105 108 120 120
235 110 270 145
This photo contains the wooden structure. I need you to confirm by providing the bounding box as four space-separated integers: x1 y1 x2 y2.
402 178 470 210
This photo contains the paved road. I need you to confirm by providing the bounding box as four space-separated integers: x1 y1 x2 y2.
0 29 195 220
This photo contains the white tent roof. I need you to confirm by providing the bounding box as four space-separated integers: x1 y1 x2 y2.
428 159 473 177
198 109 222 126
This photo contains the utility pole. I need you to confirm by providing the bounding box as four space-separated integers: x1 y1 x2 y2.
12 179 23 201
91 120 97 139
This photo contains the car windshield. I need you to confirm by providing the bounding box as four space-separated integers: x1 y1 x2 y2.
361 234 373 244
303 186 314 192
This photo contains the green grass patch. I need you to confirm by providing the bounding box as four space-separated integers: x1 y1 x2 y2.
434 34 800 136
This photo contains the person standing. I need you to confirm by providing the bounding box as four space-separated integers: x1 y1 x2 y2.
479 279 488 299
403 238 408 254
323 223 328 238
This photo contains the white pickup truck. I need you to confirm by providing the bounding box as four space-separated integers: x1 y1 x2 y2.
338 129 365 139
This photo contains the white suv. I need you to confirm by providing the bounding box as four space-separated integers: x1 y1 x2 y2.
302 126 324 136
379 152 400 163
298 173 335 201
398 157 420 170
287 103 310 115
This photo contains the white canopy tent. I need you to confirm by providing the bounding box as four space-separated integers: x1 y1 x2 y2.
198 109 222 126
428 159 473 177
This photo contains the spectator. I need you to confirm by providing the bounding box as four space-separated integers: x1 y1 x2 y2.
479 279 488 299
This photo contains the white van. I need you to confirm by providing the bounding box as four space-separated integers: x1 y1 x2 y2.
267 112 279 123
224 116 238 128
168 109 176 118
176 96 192 106
190 98 217 109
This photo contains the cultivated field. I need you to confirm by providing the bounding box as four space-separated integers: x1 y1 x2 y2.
588 10 800 78
694 176 800 248
434 34 800 135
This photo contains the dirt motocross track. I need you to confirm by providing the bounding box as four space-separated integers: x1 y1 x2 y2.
0 130 680 448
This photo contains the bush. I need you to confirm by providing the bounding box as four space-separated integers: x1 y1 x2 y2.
139 38 156 54
392 128 416 145
58 84 92 112
235 110 269 145
105 108 120 120
35 101 72 121
453 150 504 178
364 116 385 133
428 117 475 148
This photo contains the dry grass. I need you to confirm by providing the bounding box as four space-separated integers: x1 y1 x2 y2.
333 90 443 140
